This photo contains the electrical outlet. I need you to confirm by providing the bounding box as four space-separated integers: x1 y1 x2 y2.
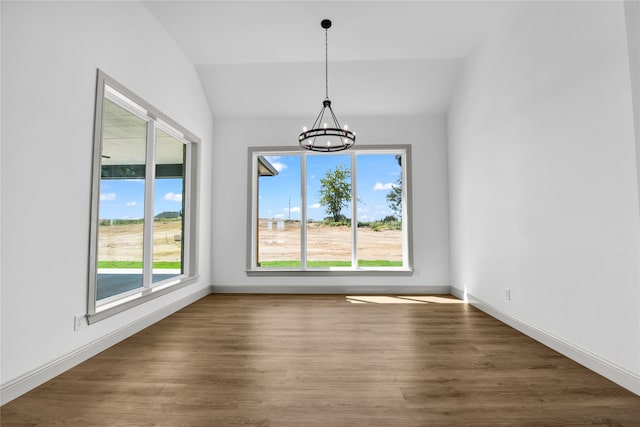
505 288 511 301
74 315 86 331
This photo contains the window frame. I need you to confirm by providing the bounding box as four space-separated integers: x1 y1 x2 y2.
87 70 200 323
246 145 414 276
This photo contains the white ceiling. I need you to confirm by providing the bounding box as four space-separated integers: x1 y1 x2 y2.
144 1 511 118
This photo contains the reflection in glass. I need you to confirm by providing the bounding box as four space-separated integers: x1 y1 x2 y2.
257 155 301 267
152 129 186 283
97 98 147 300
306 155 352 266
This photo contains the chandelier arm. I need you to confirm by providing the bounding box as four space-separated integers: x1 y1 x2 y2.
310 105 326 130
327 104 342 129
312 107 328 148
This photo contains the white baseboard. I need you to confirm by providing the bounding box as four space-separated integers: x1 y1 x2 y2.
0 286 211 405
448 286 465 301
451 286 640 396
211 284 451 294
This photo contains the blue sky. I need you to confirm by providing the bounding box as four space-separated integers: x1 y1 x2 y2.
259 153 401 221
99 178 183 219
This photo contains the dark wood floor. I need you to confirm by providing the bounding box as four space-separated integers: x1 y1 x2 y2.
2 294 639 426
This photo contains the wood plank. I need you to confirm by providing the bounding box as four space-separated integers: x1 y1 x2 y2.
2 294 639 426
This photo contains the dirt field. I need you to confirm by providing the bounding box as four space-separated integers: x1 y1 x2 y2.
98 221 183 262
258 220 402 262
99 220 402 263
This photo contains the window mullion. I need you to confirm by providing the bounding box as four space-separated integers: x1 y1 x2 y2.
249 154 258 269
301 152 308 269
351 152 357 268
401 150 409 268
182 143 192 275
142 121 156 289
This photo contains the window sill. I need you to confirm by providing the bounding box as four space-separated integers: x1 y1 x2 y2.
246 268 414 277
87 275 199 324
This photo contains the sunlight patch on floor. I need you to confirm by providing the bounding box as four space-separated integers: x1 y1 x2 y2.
346 295 464 304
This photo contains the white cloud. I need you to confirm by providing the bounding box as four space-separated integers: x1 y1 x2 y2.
274 214 285 219
265 156 287 172
286 207 301 213
163 193 182 202
309 203 321 209
373 182 396 191
100 192 116 201
125 201 137 207
271 162 287 172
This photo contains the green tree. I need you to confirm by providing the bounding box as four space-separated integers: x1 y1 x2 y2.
318 164 351 222
386 175 402 220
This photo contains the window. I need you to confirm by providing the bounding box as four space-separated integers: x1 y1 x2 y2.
87 70 199 323
247 146 412 274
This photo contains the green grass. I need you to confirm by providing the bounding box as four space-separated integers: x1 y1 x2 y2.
98 261 181 269
258 260 403 268
101 260 402 269
357 260 403 267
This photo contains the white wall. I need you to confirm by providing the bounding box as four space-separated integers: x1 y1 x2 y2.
211 116 450 291
625 0 640 220
1 1 213 401
448 1 640 390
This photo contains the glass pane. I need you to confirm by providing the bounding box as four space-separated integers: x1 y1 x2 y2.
153 129 185 283
306 155 352 267
257 155 301 267
356 153 403 267
97 98 147 300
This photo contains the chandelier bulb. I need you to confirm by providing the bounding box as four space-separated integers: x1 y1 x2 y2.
323 123 328 129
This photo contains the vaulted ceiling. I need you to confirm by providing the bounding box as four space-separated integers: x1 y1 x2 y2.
144 1 511 118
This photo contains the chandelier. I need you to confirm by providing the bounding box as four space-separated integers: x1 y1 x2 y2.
299 19 355 152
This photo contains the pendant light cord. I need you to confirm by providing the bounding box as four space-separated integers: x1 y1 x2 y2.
325 27 329 100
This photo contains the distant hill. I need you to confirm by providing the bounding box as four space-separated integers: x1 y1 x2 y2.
154 211 181 219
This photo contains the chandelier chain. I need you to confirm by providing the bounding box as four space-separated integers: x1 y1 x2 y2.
325 27 329 100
